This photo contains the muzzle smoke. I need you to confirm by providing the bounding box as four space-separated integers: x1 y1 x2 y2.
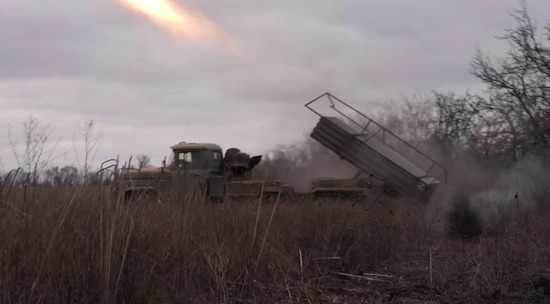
447 153 550 237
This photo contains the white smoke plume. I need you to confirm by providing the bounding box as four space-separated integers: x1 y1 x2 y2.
469 154 550 223
447 152 550 237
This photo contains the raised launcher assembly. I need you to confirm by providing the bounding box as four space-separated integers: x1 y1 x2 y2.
306 93 447 200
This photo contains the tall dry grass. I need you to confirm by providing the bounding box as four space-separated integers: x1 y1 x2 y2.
0 185 549 303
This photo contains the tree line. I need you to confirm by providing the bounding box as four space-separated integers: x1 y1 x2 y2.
1 117 153 187
399 4 549 162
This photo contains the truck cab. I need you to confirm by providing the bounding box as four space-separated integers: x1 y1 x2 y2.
168 142 224 175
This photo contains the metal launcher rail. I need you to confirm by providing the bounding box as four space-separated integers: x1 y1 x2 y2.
306 92 447 199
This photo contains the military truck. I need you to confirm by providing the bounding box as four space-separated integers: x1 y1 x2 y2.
112 142 293 202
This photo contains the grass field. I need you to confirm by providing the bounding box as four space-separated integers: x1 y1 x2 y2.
1 185 549 303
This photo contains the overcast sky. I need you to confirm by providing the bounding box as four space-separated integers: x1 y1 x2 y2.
1 0 549 171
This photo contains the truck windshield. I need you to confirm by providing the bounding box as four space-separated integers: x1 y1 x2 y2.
175 151 201 169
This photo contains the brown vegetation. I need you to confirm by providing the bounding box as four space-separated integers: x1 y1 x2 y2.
1 186 549 303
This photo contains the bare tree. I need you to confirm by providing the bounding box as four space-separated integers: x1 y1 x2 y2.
471 2 550 159
8 115 59 184
44 165 79 186
399 92 483 160
398 4 550 162
400 94 439 145
136 154 152 169
75 119 102 183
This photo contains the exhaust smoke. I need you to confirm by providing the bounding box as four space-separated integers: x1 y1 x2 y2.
447 153 550 237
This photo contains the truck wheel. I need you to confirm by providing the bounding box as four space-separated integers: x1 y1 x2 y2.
223 148 241 164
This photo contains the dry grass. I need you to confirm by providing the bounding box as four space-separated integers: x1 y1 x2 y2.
0 185 549 303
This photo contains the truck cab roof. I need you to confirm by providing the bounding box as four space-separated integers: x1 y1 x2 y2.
169 142 222 151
